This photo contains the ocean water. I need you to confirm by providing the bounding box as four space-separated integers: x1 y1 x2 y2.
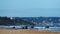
34 27 60 32
0 26 60 32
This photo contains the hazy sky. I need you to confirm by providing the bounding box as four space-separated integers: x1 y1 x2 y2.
0 0 60 17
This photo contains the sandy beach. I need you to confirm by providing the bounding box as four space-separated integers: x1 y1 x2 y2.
0 30 60 34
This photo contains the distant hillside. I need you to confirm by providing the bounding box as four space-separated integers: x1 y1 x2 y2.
0 17 34 26
19 17 60 23
0 16 60 27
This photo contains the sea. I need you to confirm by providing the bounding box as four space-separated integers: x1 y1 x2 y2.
0 26 60 32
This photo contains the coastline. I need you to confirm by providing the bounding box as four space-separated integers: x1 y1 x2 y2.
0 30 60 34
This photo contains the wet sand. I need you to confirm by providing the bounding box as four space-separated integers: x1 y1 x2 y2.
0 30 60 34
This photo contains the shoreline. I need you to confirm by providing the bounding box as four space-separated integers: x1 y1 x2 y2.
0 30 60 34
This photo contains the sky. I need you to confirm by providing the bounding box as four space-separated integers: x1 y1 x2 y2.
0 0 60 17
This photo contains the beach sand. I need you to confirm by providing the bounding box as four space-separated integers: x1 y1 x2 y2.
0 30 60 34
